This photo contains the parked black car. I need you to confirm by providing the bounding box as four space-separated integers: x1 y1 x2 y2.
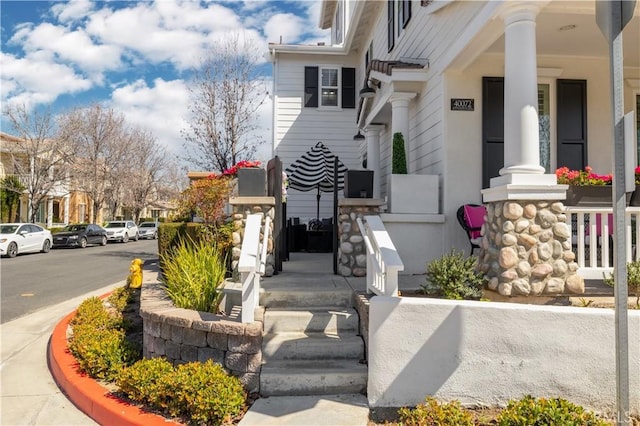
52 224 108 248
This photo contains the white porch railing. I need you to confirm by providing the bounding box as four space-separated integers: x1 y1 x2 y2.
238 214 271 323
356 215 404 296
565 206 640 279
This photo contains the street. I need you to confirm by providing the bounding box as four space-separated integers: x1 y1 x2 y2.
0 238 158 323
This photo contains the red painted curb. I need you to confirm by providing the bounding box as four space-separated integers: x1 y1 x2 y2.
48 306 180 425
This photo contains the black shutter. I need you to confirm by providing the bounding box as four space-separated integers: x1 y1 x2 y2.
557 79 587 170
402 0 412 28
482 77 505 189
304 66 318 108
341 68 355 109
387 0 395 52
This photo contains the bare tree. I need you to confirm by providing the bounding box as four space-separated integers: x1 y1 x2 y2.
121 128 172 223
58 104 128 223
182 33 267 172
2 105 72 223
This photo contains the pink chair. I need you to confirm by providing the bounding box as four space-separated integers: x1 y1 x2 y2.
457 204 487 255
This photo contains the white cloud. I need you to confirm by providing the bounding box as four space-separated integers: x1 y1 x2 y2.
50 0 94 23
10 22 122 75
1 52 92 109
264 13 306 44
110 78 190 155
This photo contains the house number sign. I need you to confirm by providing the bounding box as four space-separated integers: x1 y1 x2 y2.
451 98 474 111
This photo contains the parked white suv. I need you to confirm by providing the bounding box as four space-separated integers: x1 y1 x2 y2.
104 220 139 243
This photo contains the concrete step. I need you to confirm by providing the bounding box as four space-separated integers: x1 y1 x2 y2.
262 333 364 361
263 307 360 334
259 360 368 397
260 288 353 308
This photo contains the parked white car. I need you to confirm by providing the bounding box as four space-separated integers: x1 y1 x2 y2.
0 223 53 258
138 221 159 239
104 220 139 243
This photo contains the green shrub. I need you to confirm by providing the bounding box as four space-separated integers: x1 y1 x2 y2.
496 395 608 426
392 132 408 175
107 286 134 313
116 358 174 403
603 260 640 308
421 250 485 300
69 325 138 380
71 297 120 329
398 397 474 426
153 360 246 425
161 237 227 313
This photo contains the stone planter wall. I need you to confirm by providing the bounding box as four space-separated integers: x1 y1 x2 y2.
140 281 263 393
478 200 585 296
337 199 383 277
229 197 276 277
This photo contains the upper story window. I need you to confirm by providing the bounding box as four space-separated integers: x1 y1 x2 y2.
304 66 355 109
389 0 412 52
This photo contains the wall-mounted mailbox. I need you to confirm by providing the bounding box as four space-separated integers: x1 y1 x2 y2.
344 170 373 198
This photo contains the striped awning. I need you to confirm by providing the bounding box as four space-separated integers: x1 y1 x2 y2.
285 141 347 192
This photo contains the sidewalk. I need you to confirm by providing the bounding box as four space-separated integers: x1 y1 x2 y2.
1 282 124 425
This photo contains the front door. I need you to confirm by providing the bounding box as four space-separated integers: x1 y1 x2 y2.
482 77 587 187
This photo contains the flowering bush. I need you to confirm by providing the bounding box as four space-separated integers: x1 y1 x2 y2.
207 160 262 179
555 166 612 186
636 166 640 185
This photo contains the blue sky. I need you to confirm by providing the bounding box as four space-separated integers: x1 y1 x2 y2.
1 0 330 161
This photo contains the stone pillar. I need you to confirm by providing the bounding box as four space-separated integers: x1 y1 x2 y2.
337 199 384 277
479 200 584 296
47 197 53 227
365 124 385 199
499 2 545 178
389 93 416 171
229 197 276 278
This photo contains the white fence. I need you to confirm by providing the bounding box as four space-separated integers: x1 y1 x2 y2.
238 214 271 323
565 206 640 279
356 215 404 296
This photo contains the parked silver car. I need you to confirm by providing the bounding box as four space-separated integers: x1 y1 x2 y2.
138 221 158 239
104 220 139 243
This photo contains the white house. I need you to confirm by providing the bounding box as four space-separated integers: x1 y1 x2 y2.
269 0 640 275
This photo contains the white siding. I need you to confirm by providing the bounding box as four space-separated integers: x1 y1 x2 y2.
274 54 361 220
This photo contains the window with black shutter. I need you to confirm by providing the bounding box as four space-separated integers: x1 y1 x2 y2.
304 66 319 107
304 66 355 109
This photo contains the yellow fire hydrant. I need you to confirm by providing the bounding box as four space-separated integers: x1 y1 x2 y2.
127 258 143 289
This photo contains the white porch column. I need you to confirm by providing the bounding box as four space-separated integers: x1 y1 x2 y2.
64 195 70 225
365 124 385 199
47 197 53 228
389 93 416 172
498 3 545 179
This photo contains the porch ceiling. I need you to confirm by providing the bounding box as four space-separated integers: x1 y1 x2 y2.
485 1 640 68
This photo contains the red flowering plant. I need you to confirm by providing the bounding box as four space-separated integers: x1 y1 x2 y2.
211 160 262 179
635 166 640 185
555 166 612 186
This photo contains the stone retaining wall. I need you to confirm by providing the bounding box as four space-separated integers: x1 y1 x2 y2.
139 281 263 393
478 200 585 296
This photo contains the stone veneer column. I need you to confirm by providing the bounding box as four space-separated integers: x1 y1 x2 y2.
478 200 584 296
229 197 276 277
337 198 384 277
479 2 583 296
365 124 385 200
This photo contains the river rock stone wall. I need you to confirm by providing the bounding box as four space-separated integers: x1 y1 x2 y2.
229 197 275 277
478 200 585 296
337 199 383 277
140 280 263 393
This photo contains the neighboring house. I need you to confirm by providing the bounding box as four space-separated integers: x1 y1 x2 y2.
0 132 94 226
269 0 640 272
